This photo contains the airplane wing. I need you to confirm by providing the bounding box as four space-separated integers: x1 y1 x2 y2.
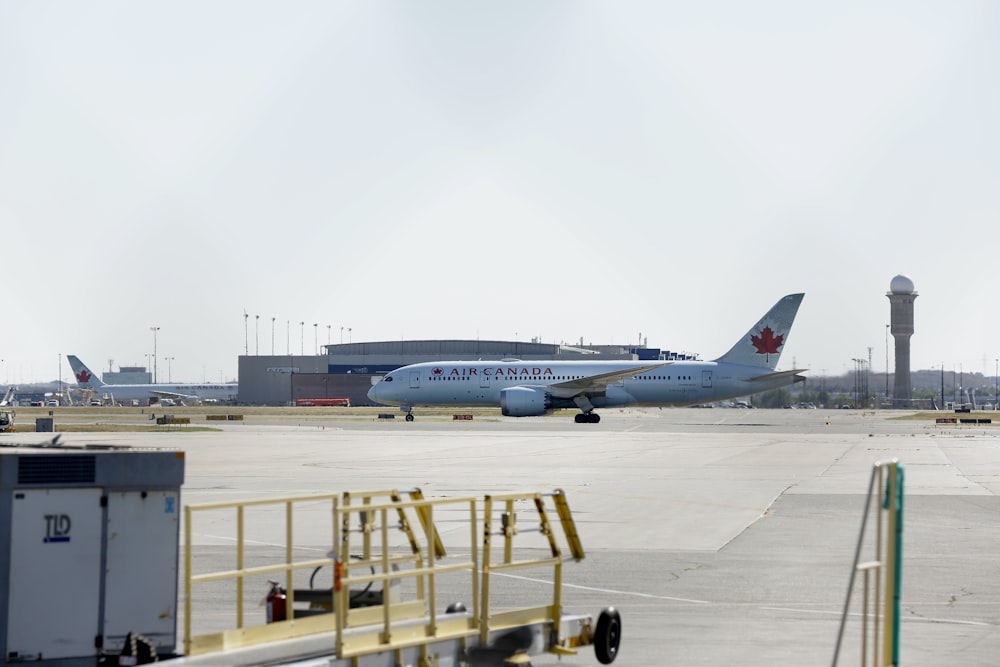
1 386 16 407
150 389 199 401
67 386 97 403
545 363 672 399
744 369 808 383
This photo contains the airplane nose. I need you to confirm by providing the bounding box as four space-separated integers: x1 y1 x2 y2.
367 382 382 403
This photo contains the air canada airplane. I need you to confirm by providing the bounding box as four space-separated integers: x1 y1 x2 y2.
368 293 806 423
67 355 238 405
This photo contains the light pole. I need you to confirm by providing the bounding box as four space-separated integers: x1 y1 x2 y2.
941 363 945 410
313 323 318 355
885 324 890 406
348 327 352 344
852 359 860 407
327 325 331 345
953 366 957 405
166 357 174 382
300 322 304 355
340 326 344 344
255 315 260 355
272 318 276 356
851 357 869 408
150 326 160 383
243 312 248 356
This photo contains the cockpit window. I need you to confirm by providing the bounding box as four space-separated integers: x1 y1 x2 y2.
383 376 393 382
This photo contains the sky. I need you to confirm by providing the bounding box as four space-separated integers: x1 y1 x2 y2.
2 1 999 385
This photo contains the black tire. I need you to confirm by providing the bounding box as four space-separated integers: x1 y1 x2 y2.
574 413 585 423
594 607 621 664
590 413 601 423
405 413 414 422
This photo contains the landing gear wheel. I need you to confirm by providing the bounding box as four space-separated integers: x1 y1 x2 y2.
575 412 601 424
405 413 414 422
594 607 621 664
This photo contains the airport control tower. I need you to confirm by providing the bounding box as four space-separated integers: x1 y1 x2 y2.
887 275 917 408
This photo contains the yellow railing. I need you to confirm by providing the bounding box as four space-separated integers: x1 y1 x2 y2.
183 492 342 654
183 487 586 661
333 491 478 660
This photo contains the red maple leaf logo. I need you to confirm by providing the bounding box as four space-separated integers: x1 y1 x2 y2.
76 369 92 383
750 327 784 355
432 367 443 375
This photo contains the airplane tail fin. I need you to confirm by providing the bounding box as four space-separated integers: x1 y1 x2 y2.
714 293 804 369
67 355 105 388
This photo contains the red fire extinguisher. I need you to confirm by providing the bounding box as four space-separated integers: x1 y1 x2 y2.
266 580 286 623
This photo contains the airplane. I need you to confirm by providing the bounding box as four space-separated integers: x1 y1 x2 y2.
367 293 806 423
67 355 238 406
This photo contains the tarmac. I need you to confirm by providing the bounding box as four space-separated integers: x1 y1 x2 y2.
10 407 1000 665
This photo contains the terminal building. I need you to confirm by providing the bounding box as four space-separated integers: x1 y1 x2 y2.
103 366 152 384
237 339 696 406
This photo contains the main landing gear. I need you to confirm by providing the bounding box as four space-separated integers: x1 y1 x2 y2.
572 396 599 423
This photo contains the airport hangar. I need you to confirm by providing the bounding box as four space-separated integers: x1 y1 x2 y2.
236 339 693 406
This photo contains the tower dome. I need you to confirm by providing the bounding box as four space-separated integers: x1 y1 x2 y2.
889 274 915 295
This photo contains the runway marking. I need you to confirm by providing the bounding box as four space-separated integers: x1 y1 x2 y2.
192 536 710 603
193 533 329 552
758 607 994 628
497 574 998 629
495 571 709 604
189 536 997 629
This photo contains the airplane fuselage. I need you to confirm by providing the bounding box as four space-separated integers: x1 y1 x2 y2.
369 293 805 422
83 382 238 404
67 355 238 405
368 359 798 413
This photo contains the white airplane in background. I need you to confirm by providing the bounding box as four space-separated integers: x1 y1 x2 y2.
67 355 238 405
368 293 806 423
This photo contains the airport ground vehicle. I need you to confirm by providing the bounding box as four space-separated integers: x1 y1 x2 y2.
295 397 351 406
177 487 620 666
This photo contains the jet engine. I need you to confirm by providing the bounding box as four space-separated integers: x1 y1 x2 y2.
500 386 551 417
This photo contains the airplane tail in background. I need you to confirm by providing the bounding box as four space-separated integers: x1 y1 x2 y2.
67 355 106 388
714 293 804 369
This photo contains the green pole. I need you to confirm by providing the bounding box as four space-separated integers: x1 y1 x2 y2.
892 464 904 664
882 462 904 665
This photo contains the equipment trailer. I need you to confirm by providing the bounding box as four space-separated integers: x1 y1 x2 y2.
168 487 620 667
